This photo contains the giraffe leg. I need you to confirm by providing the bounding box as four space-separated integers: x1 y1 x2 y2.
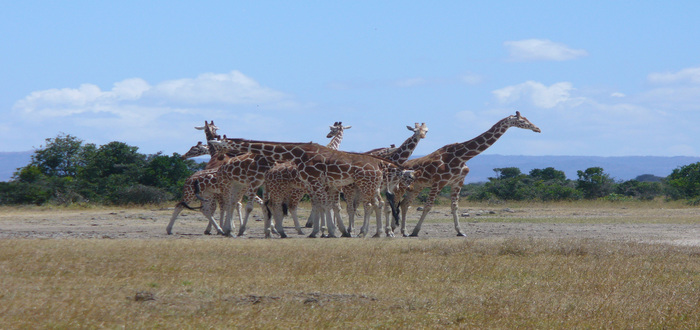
204 198 218 235
449 185 466 237
308 201 322 238
304 207 315 228
410 188 439 237
344 194 356 238
400 190 418 237
166 203 185 235
370 201 383 238
202 200 225 235
289 208 304 235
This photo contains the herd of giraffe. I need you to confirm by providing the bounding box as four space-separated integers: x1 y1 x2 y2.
166 111 541 238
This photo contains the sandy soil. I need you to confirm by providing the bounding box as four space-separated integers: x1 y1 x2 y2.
1 204 699 246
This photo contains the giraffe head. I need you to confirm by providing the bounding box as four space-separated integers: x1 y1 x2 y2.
327 121 352 138
195 121 221 141
181 141 209 159
407 122 429 139
504 111 541 133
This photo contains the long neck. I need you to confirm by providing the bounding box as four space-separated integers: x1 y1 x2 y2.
449 119 510 162
326 130 344 150
386 133 421 164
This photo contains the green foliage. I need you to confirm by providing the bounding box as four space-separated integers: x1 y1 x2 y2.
576 167 615 199
666 162 700 200
1 134 200 206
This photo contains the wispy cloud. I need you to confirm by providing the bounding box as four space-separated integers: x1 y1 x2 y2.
647 66 700 84
492 81 579 108
504 39 588 62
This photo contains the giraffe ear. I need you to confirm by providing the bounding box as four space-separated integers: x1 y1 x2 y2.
515 111 521 118
343 125 352 129
407 125 414 131
195 126 205 130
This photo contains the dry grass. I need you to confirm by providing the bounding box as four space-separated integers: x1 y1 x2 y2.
1 238 699 328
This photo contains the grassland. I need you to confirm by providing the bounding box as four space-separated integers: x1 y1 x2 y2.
1 201 699 328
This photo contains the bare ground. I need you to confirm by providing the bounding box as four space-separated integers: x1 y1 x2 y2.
1 204 699 246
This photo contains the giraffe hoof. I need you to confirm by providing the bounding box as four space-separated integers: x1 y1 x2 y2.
372 233 381 238
204 232 211 235
456 233 467 237
341 232 353 238
409 233 419 237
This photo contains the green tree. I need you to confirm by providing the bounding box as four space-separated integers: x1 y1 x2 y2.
29 133 95 177
576 167 615 199
666 162 700 199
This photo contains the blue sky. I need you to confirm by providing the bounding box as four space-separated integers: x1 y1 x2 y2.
2 1 700 157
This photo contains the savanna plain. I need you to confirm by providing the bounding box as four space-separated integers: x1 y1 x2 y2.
1 200 699 328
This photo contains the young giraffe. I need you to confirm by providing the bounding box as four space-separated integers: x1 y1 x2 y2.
396 111 541 237
210 138 412 238
264 122 351 236
343 123 429 237
166 167 225 235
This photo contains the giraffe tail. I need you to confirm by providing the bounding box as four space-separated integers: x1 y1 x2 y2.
193 180 207 202
264 200 273 222
177 201 202 211
385 192 400 227
282 203 289 217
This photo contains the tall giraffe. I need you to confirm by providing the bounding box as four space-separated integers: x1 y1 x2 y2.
343 123 429 237
186 121 253 235
210 138 412 238
264 122 351 236
397 111 540 237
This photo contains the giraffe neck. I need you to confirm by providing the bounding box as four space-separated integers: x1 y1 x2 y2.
326 130 344 150
449 118 510 163
386 133 421 164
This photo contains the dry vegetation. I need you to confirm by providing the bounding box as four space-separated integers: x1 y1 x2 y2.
1 201 699 328
1 238 699 328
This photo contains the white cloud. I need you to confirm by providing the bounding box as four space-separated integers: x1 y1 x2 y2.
13 70 292 119
492 81 577 108
504 39 588 62
611 92 625 98
647 66 700 84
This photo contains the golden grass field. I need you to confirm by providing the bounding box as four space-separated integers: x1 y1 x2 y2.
1 200 699 328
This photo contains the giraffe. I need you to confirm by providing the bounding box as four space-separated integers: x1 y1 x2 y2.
166 167 225 235
169 121 267 236
264 122 351 236
343 123 429 237
396 111 540 237
209 138 412 238
185 121 254 235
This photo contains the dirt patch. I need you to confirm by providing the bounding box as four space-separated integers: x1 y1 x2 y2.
0 205 698 246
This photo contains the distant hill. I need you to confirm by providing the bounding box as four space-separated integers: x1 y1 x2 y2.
2 151 699 183
0 151 33 181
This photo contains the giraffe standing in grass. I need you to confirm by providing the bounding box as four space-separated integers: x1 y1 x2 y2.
210 138 412 238
263 122 351 236
395 111 541 237
342 123 428 237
